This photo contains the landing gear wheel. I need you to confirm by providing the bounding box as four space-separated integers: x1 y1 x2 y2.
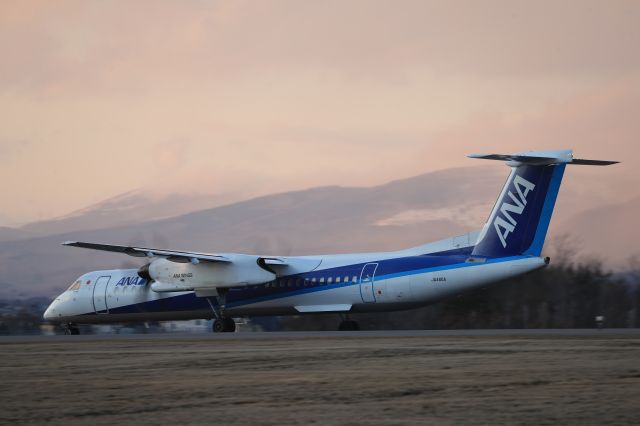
212 319 226 333
212 318 236 333
338 320 360 331
223 317 236 332
63 324 80 335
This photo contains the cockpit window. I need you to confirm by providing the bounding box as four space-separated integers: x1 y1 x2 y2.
67 280 81 291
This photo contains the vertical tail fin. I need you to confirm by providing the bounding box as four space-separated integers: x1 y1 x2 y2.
468 150 617 258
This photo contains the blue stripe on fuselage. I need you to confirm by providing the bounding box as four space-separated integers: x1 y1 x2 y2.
223 247 474 307
224 254 526 308
98 250 528 316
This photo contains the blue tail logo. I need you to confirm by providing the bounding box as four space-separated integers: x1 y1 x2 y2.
465 149 617 258
494 175 536 248
472 163 565 258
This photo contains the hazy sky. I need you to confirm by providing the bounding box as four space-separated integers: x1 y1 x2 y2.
1 0 639 226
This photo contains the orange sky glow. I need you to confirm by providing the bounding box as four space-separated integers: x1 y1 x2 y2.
1 0 639 226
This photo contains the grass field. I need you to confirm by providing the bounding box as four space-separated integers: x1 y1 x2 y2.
1 331 639 425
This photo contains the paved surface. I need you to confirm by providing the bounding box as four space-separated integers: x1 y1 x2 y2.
3 328 640 343
2 330 639 425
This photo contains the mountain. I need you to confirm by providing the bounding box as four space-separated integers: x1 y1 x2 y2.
0 166 502 298
559 196 640 268
0 227 40 243
18 190 243 237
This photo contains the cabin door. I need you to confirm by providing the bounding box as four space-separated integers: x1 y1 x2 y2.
359 263 378 303
92 275 111 314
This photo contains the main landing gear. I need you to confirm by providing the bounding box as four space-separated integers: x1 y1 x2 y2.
206 293 236 333
212 317 237 333
63 323 80 335
338 315 360 331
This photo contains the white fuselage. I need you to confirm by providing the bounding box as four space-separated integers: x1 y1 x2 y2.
44 236 546 324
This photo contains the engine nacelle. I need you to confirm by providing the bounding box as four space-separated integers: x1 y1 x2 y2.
146 254 275 291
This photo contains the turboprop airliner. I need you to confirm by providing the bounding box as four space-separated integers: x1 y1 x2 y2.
44 150 617 334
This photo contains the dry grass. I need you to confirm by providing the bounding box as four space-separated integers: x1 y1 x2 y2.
1 333 639 425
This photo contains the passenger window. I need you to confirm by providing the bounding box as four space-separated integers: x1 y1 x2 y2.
352 275 358 283
327 277 333 284
304 278 309 287
319 277 325 284
344 276 349 283
311 278 317 285
336 276 341 283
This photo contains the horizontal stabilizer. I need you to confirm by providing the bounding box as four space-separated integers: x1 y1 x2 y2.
467 153 558 165
468 150 618 166
569 158 619 166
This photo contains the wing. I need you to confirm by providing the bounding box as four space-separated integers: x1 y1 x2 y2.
62 241 231 263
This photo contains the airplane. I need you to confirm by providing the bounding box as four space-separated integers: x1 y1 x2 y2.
43 149 617 334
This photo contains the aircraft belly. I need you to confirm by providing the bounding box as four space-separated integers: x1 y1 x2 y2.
230 285 361 311
227 282 424 315
350 302 422 313
54 310 213 324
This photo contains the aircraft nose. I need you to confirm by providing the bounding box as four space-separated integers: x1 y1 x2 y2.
43 300 59 320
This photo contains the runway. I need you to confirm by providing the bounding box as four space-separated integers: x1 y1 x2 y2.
2 329 639 425
3 327 640 343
